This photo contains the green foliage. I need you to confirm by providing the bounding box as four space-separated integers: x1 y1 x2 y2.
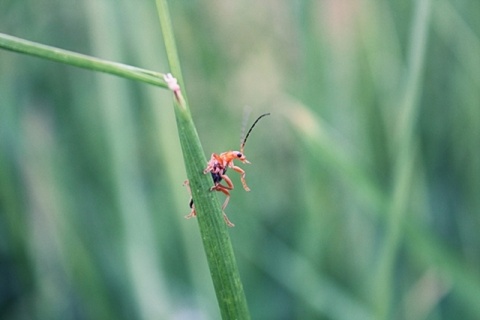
1 0 480 319
156 1 250 318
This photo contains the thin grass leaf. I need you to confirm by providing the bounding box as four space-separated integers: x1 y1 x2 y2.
0 32 167 88
155 1 251 319
374 0 432 318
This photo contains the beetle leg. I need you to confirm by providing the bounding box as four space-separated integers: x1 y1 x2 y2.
183 180 196 219
204 153 223 174
231 165 250 191
203 154 216 174
212 183 231 209
211 184 234 227
223 214 234 227
220 174 234 189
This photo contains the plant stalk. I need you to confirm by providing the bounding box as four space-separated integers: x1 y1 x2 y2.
0 32 166 88
156 1 251 319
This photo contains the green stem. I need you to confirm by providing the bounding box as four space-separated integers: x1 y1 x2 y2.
156 1 251 319
0 32 167 88
374 0 432 318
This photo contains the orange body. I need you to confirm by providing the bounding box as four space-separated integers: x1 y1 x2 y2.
185 150 251 227
184 113 270 227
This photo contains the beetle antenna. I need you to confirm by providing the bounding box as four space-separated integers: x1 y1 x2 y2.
240 107 252 146
240 113 270 154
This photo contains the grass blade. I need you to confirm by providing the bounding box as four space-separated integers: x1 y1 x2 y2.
155 1 251 319
374 0 432 318
0 32 167 88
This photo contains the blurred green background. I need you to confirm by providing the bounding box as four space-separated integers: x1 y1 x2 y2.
1 0 480 319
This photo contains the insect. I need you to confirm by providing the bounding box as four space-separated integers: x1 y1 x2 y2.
184 113 270 227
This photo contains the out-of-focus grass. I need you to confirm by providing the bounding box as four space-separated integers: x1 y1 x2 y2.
1 0 479 319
